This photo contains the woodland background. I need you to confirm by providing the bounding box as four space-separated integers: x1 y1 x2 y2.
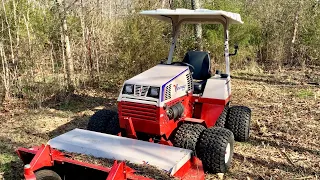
0 0 319 107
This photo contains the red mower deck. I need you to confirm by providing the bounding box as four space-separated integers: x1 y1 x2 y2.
17 129 204 180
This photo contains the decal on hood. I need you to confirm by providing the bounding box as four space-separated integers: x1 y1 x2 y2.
173 84 186 92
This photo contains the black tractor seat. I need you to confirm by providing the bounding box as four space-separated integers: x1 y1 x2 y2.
193 80 207 94
182 51 212 94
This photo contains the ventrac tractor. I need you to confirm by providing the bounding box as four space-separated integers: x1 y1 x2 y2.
16 9 251 180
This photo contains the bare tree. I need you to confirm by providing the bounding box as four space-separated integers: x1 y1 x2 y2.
1 0 15 63
0 42 9 101
80 0 88 75
60 26 66 87
57 0 75 92
191 0 203 51
161 0 168 8
290 1 303 65
23 13 33 74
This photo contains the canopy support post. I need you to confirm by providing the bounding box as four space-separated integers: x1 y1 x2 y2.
167 17 181 64
224 21 230 75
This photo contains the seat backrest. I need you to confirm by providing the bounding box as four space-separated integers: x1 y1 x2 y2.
182 51 211 80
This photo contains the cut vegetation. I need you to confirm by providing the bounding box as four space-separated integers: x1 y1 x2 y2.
66 151 175 180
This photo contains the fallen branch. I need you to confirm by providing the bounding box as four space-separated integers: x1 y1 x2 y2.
278 148 295 166
292 176 314 180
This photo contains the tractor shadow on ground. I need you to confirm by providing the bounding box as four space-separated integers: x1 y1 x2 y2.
42 91 117 113
43 91 118 138
0 137 26 180
47 103 117 139
48 115 91 138
230 74 301 86
49 108 118 139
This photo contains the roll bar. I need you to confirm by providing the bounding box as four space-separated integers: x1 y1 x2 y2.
140 9 244 75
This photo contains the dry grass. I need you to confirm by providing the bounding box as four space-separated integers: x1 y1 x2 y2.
0 69 319 180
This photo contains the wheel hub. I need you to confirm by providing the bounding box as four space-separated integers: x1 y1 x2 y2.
225 143 231 163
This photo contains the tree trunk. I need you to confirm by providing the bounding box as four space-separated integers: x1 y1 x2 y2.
23 13 32 70
191 0 203 51
50 42 55 74
169 0 174 9
63 19 75 91
59 0 75 92
2 0 17 100
1 0 15 63
60 26 66 87
290 1 302 65
0 42 10 101
80 0 87 75
13 0 19 51
161 0 167 8
109 0 112 19
87 30 93 81
95 1 101 80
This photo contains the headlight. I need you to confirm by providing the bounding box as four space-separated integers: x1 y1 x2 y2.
148 87 160 98
123 84 134 94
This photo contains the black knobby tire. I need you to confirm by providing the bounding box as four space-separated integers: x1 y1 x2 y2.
87 109 120 135
215 105 229 127
226 106 251 142
35 170 62 180
196 127 234 173
172 123 205 152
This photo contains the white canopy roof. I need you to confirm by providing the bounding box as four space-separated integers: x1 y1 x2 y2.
140 9 243 25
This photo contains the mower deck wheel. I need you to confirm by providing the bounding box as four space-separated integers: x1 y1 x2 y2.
87 109 120 135
226 106 251 142
196 127 234 173
35 169 62 180
172 123 205 152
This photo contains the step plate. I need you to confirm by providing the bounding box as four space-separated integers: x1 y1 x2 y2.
48 128 192 175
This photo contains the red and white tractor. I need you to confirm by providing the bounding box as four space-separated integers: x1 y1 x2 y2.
16 9 251 180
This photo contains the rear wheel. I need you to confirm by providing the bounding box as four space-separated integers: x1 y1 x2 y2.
35 170 61 180
87 109 120 135
215 104 229 127
196 127 234 173
226 106 251 142
172 123 205 152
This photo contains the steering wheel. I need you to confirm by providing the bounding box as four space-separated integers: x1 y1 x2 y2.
170 62 195 73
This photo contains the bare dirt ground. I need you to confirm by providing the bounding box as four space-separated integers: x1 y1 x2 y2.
0 68 319 180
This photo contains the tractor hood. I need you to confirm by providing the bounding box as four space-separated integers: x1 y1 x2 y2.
118 64 192 106
125 64 189 87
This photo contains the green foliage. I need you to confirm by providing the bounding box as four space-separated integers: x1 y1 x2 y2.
200 0 320 69
111 2 170 79
296 89 315 98
0 153 17 173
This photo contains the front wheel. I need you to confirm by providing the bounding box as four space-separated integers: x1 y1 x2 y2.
35 170 61 180
196 127 234 173
171 123 205 152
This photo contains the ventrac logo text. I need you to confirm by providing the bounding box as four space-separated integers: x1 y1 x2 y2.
173 84 186 92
